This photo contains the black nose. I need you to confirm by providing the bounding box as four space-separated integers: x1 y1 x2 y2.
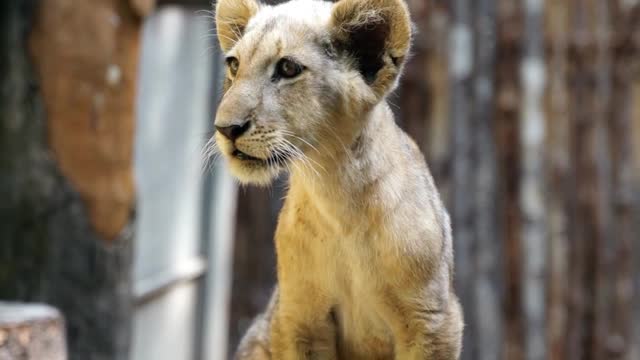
216 121 251 141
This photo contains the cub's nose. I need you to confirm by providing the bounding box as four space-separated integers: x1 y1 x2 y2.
216 121 251 142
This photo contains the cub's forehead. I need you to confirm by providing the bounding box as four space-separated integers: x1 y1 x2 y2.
247 0 333 34
229 0 334 61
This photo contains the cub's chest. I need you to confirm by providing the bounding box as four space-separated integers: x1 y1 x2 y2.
329 246 396 359
290 225 396 357
277 202 398 357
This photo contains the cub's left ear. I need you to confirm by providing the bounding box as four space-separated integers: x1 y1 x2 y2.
216 0 260 52
330 0 412 97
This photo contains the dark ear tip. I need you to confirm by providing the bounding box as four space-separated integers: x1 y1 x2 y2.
330 0 412 92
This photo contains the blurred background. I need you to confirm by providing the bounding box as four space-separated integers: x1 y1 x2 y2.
0 0 639 360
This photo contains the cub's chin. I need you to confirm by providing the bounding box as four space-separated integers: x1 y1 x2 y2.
225 154 282 186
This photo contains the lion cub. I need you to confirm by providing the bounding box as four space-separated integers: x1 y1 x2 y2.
213 0 463 358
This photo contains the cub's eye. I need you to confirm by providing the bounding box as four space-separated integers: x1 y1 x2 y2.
275 58 304 79
226 56 239 76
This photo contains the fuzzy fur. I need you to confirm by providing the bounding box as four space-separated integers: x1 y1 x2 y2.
213 0 463 358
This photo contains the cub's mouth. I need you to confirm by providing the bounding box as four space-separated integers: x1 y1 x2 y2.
232 149 264 162
231 149 292 167
220 141 298 185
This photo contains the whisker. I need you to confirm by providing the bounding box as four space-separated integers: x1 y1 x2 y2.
200 136 222 175
280 138 321 178
282 137 326 174
276 130 326 172
280 130 321 155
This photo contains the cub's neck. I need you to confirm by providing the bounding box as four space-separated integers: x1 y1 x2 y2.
289 101 405 215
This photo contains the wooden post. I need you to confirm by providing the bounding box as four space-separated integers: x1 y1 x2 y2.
544 0 570 359
496 1 525 358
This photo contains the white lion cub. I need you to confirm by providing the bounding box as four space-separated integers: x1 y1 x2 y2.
213 0 464 358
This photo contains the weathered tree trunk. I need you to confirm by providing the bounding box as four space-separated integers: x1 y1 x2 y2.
0 0 143 359
496 1 524 359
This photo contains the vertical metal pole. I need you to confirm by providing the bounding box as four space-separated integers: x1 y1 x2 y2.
450 0 475 359
520 0 547 358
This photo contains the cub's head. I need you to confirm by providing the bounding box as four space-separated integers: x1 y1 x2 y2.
213 0 411 185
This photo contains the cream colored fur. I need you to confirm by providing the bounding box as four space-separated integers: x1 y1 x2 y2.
212 0 463 358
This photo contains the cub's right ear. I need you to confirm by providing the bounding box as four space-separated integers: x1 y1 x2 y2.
216 0 260 52
330 0 411 98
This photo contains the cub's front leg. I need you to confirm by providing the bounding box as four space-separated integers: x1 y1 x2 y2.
382 292 464 360
269 285 337 360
